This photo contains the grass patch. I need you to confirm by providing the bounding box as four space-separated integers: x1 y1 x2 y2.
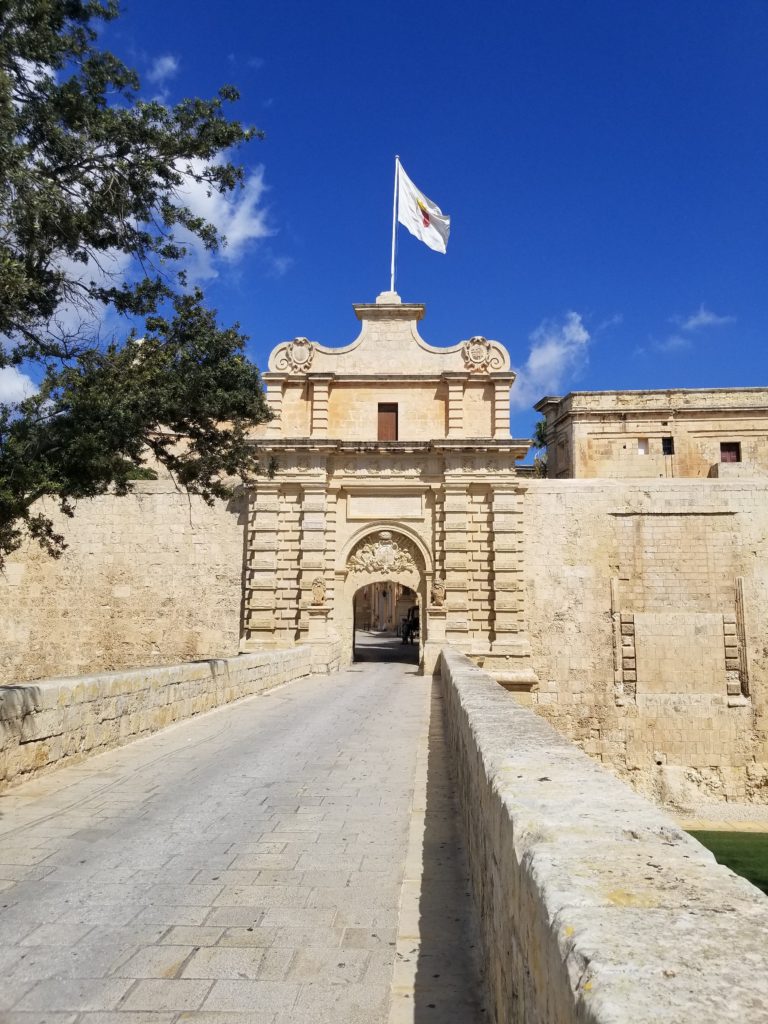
688 831 768 896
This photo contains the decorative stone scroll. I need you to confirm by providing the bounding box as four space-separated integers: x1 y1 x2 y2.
430 578 447 606
461 336 504 373
274 337 315 373
347 530 419 575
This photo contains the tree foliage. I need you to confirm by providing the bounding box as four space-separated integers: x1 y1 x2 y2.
531 417 548 477
0 0 272 565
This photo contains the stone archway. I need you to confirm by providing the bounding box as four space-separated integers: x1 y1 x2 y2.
337 528 428 671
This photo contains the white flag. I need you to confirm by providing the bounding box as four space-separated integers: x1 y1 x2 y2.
397 163 450 254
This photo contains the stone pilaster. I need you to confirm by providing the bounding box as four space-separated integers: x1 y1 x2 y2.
242 481 280 648
264 376 285 436
310 376 333 438
444 374 467 438
484 485 538 696
491 374 513 439
298 483 327 638
443 483 471 648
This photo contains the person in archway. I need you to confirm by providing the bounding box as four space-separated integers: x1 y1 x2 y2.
402 605 419 645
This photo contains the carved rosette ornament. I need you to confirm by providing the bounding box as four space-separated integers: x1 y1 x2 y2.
311 577 326 605
430 578 447 607
275 337 315 373
461 336 504 373
347 530 418 575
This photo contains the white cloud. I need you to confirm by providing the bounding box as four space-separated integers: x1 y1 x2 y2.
655 334 691 353
0 366 37 404
48 248 133 342
147 55 179 85
511 312 591 410
173 158 274 282
678 305 735 331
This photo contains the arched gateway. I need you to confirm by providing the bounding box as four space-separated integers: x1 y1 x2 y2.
341 527 428 667
240 291 539 688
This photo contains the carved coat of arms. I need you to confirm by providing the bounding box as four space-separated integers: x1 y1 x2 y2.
347 530 418 575
461 336 503 373
275 337 315 373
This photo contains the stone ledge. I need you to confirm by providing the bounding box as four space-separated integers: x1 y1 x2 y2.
440 645 768 1024
0 643 339 791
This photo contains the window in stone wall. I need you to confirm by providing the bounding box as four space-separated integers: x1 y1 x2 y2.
637 438 649 455
378 403 398 441
720 441 741 463
662 436 675 455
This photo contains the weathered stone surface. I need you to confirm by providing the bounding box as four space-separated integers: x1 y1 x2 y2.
0 480 246 683
522 478 768 802
441 645 768 1024
0 652 480 1023
536 388 768 479
0 643 339 790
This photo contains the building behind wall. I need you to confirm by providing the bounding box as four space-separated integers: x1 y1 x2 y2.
535 388 768 478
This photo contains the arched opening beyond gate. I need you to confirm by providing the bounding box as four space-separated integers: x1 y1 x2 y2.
339 526 429 671
352 582 419 665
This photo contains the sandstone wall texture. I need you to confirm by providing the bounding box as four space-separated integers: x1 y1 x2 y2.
0 481 246 684
522 478 768 803
0 643 336 791
441 646 768 1024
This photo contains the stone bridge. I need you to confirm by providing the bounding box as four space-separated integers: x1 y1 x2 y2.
1 638 768 1023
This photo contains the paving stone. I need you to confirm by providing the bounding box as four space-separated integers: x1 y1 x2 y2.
15 979 134 1012
113 944 195 978
216 927 280 948
287 947 371 984
0 979 36 1011
176 1014 276 1024
160 926 225 946
120 979 213 1011
20 923 95 947
78 1015 176 1024
181 947 268 979
0 657 482 1023
202 980 300 1012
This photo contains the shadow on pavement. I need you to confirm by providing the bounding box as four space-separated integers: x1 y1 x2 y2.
354 631 419 666
412 676 487 1021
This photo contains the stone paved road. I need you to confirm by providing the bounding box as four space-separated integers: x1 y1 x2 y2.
0 650 479 1024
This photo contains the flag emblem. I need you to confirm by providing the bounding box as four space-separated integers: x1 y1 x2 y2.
397 163 450 254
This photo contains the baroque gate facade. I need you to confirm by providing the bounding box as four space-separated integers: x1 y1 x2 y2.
241 291 538 689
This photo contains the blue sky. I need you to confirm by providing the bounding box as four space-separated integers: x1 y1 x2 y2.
9 0 768 438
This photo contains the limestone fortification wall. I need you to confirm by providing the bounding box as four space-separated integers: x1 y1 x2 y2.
0 643 338 791
0 481 246 683
441 646 768 1024
522 478 768 803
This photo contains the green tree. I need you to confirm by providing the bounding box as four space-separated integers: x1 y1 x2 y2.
0 0 271 565
531 417 548 477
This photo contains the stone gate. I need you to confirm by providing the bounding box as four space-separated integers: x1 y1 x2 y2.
241 291 538 688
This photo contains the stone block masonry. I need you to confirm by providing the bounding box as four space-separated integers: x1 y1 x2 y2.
0 480 247 683
440 645 768 1024
522 478 768 802
0 642 339 791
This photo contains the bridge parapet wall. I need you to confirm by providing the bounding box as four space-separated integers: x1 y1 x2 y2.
0 642 339 791
440 645 768 1024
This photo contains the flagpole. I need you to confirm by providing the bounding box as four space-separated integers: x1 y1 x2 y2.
390 155 399 292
